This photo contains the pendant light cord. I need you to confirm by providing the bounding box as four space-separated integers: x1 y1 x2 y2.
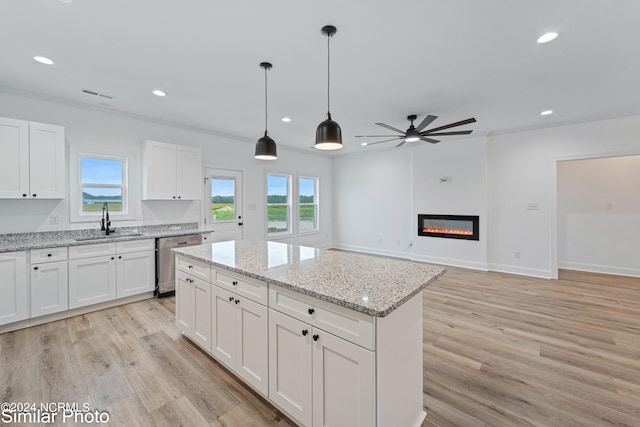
327 32 331 117
264 67 269 134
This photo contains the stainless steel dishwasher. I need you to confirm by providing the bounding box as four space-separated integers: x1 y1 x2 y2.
156 234 203 297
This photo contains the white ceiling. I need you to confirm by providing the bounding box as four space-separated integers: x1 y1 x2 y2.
2 0 640 155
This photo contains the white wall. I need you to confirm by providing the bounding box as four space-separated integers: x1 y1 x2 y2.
411 137 487 270
557 155 640 277
0 90 333 248
488 114 640 278
332 148 413 258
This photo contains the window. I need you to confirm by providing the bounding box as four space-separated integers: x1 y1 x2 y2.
267 174 291 235
80 155 127 215
299 176 319 232
211 177 236 221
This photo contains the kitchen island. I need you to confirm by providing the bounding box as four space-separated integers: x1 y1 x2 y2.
173 240 445 427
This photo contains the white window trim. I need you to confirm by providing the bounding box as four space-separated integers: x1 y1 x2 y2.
298 175 320 236
266 172 293 239
70 149 135 223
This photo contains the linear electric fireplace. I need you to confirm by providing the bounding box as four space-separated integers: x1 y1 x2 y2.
418 214 479 241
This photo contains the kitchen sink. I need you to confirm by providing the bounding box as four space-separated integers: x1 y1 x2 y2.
75 233 144 241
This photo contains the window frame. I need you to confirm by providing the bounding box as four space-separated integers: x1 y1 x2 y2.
70 151 133 223
298 175 320 234
266 172 293 238
209 175 237 224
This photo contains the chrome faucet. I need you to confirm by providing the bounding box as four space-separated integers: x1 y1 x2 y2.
101 202 112 235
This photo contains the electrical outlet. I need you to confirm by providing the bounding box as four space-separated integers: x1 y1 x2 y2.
514 251 521 259
526 203 540 210
378 238 383 244
50 215 59 225
605 203 613 211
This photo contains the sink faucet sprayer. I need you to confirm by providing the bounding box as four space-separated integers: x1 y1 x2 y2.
101 202 113 235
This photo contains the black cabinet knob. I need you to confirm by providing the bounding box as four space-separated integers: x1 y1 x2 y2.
313 334 319 341
302 329 308 336
232 280 237 286
172 196 176 199
110 257 115 260
22 194 27 197
118 256 122 259
308 308 315 315
178 196 181 199
235 299 240 304
47 253 52 257
229 296 234 302
33 266 39 270
188 265 193 269
32 194 37 197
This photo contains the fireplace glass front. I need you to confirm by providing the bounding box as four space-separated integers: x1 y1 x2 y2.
418 214 479 240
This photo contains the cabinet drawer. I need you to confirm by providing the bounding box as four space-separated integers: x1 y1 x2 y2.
213 268 267 305
69 242 116 260
269 285 375 350
116 238 155 254
31 246 68 263
176 254 211 282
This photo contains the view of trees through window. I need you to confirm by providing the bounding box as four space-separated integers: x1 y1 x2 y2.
211 178 235 221
299 177 317 231
81 157 124 213
267 174 289 233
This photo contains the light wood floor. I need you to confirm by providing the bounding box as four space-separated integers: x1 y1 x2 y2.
1 268 638 426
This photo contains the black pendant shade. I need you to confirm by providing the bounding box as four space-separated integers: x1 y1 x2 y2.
255 131 277 159
255 61 278 160
315 25 343 150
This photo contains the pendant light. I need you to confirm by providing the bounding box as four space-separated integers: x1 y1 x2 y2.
315 25 343 150
255 62 278 160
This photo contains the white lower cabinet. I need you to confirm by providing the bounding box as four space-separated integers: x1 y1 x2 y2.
176 270 211 351
31 260 68 317
116 250 155 298
69 255 117 309
0 251 28 326
269 309 375 427
211 284 268 396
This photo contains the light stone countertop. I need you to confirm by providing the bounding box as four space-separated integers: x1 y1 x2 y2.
173 240 446 317
0 223 210 253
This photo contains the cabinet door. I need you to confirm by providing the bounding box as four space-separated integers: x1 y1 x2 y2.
175 270 194 335
0 117 29 199
0 251 28 326
210 285 237 370
142 140 177 200
192 277 211 351
31 260 68 317
176 144 201 200
28 122 65 199
68 256 116 309
312 330 375 427
268 309 312 427
236 297 268 396
116 250 155 298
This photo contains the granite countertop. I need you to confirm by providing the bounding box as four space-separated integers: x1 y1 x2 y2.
174 240 445 317
0 223 210 253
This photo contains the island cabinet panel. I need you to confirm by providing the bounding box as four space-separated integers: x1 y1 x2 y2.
211 282 268 395
176 256 210 282
175 270 195 334
0 251 28 326
268 309 313 427
213 268 268 305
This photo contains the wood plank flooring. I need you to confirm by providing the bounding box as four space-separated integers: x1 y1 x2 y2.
1 267 638 426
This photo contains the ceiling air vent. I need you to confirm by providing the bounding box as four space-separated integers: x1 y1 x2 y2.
82 89 114 100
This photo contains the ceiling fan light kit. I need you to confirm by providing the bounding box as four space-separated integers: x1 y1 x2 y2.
315 25 343 150
255 61 278 160
356 114 477 148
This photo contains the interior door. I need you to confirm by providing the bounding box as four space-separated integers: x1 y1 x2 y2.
204 168 243 242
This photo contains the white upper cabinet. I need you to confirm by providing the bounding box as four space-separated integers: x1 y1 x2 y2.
141 140 202 200
0 117 65 199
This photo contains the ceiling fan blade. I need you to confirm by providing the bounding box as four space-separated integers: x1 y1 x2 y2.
355 135 401 138
375 122 405 133
395 140 408 148
415 115 438 132
420 136 440 144
423 130 473 136
423 118 476 134
364 137 403 146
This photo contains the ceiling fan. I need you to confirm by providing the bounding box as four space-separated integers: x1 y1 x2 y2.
356 114 476 147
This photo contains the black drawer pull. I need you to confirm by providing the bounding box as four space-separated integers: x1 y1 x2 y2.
302 329 308 336
313 334 319 341
33 266 39 271
308 308 315 315
229 296 234 302
232 280 238 286
47 253 52 257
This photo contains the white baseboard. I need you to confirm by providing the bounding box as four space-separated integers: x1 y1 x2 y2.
558 261 640 278
488 263 552 279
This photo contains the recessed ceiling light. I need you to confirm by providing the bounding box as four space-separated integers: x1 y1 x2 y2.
281 117 292 123
537 32 558 43
152 89 167 97
360 142 368 146
33 56 54 65
540 110 554 116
